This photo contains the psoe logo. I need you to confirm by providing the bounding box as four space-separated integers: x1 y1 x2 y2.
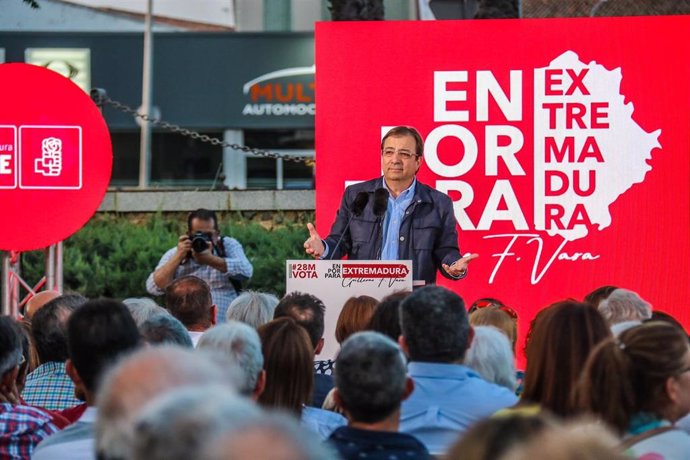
0 125 82 190
242 65 315 117
288 262 318 279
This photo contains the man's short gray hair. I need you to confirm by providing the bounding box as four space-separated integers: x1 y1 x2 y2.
334 331 407 423
95 346 238 460
132 385 261 460
123 297 166 327
225 291 279 329
139 313 194 348
464 326 517 392
200 407 339 460
598 288 652 325
197 321 264 396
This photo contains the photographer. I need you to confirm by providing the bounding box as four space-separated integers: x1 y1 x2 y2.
146 209 253 321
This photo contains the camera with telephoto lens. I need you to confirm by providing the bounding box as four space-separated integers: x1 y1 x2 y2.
190 231 212 253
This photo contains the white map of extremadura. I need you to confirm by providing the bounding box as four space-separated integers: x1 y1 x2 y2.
534 51 661 241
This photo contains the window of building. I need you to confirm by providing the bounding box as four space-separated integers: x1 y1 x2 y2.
24 48 91 93
110 128 313 189
242 128 314 190
110 131 224 188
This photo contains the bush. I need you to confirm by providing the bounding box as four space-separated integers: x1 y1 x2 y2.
18 213 311 300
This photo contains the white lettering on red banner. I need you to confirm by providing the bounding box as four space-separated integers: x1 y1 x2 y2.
342 264 410 278
384 51 661 284
534 51 660 241
0 126 17 189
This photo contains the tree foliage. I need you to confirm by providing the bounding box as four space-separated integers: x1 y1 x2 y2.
18 213 311 301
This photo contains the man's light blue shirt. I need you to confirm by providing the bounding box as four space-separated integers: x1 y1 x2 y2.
301 406 347 440
400 361 518 456
381 178 416 260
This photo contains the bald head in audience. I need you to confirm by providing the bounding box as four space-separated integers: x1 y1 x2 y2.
24 290 60 321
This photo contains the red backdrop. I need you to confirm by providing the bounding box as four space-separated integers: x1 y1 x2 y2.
315 16 690 363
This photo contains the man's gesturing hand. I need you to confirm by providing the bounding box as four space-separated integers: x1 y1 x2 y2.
304 223 325 259
442 253 479 278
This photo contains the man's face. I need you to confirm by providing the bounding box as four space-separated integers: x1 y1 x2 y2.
190 218 218 243
381 134 421 187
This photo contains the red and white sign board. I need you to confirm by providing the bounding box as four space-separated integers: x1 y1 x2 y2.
286 260 413 359
315 16 690 360
0 64 112 251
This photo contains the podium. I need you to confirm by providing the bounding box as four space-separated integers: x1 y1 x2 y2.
285 259 413 359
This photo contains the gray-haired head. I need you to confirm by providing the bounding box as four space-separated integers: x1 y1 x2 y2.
139 313 193 348
123 297 166 328
197 321 264 396
131 385 262 460
335 331 408 424
399 285 470 363
464 325 517 392
598 288 652 325
0 316 23 377
226 291 279 329
95 346 238 460
200 408 339 460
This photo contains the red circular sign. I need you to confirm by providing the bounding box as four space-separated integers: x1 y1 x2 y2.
0 63 112 251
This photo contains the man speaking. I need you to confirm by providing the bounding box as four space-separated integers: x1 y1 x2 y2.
304 126 477 285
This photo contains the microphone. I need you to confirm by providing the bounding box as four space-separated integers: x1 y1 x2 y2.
352 191 370 216
373 188 389 217
373 188 389 259
329 191 369 260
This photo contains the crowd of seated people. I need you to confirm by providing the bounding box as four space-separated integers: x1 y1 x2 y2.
1 279 689 459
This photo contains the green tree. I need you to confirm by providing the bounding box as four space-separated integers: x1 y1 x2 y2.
18 213 310 301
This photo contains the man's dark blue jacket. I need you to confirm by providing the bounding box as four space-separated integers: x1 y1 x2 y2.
323 177 463 285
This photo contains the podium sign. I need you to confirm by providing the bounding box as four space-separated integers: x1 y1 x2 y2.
285 260 413 359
